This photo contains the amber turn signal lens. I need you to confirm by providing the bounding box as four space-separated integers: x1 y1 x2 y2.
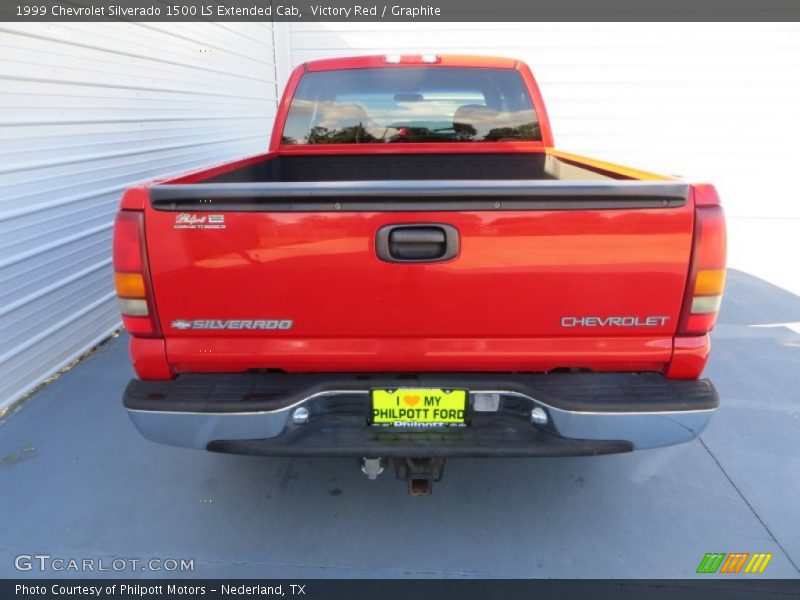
694 268 726 296
115 272 146 298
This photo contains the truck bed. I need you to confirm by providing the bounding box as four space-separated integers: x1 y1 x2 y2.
152 152 687 213
197 153 623 183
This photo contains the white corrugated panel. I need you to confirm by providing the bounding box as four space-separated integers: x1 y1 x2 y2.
284 23 800 219
0 23 279 410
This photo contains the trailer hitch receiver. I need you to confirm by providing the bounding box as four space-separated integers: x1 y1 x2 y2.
393 457 445 496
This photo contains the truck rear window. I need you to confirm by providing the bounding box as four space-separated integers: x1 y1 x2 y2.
281 67 541 145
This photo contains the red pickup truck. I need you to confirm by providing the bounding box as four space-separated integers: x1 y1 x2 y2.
115 55 725 493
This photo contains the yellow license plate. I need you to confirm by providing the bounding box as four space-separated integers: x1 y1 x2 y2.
371 388 467 427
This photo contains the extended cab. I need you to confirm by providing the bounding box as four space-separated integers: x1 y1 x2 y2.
115 55 725 493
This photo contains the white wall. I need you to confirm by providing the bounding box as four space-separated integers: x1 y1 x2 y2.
283 22 800 295
0 23 280 410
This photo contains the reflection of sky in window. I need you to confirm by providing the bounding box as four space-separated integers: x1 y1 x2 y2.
335 92 485 126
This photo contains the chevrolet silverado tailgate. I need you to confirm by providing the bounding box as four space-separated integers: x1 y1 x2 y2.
143 179 693 373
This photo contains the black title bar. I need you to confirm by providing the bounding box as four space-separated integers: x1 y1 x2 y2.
5 579 800 600
1 0 800 21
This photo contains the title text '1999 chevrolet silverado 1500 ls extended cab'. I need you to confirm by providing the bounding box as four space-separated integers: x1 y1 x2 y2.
115 55 725 494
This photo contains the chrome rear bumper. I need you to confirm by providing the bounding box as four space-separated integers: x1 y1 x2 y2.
124 373 718 456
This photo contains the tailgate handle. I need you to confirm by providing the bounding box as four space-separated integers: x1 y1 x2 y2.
377 224 459 263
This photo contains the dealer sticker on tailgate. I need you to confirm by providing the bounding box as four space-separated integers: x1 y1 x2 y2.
371 388 467 427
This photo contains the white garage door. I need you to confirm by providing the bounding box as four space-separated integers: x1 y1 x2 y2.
283 23 800 292
0 23 280 411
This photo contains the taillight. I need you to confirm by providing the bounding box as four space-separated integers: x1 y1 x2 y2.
113 210 161 337
678 186 727 335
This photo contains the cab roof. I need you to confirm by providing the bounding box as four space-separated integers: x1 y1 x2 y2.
304 54 519 72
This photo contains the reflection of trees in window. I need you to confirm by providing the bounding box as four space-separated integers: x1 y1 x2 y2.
451 121 539 142
389 126 449 142
282 136 298 145
307 125 377 144
485 122 541 141
453 124 477 141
